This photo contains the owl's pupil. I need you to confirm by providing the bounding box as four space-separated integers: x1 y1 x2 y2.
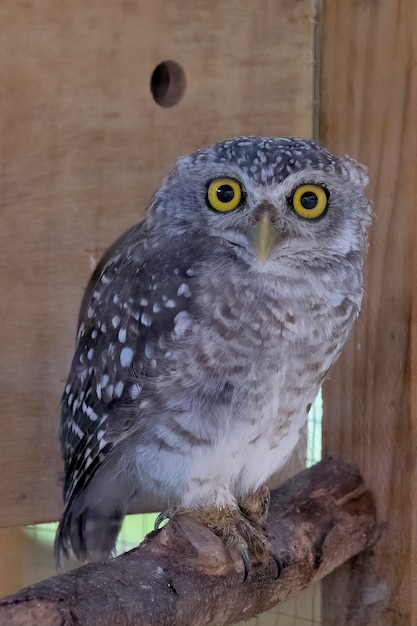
300 191 318 210
217 184 235 203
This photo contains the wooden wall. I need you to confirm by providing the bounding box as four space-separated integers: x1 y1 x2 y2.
0 5 319 624
0 0 316 525
320 1 416 625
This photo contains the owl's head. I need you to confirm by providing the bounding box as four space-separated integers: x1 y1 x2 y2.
150 137 372 264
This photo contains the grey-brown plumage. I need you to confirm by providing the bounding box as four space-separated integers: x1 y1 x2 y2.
55 136 372 565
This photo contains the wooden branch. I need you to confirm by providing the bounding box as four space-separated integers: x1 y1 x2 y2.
0 459 377 626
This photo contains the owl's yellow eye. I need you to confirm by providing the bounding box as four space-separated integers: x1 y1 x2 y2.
206 178 244 212
291 184 329 220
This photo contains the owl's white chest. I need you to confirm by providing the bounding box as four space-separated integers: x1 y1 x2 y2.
135 259 360 509
177 264 358 507
183 386 312 506
182 368 314 508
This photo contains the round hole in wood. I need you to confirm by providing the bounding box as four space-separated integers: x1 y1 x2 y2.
150 60 186 107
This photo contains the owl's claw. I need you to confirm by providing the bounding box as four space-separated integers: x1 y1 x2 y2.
155 506 253 581
241 545 250 582
154 509 172 531
234 542 286 582
154 486 277 582
272 552 289 579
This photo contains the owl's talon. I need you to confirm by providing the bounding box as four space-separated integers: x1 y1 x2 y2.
272 552 288 579
240 545 250 582
154 511 167 531
238 484 271 526
153 510 174 531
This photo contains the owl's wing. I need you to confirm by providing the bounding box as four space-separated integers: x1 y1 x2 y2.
59 222 200 525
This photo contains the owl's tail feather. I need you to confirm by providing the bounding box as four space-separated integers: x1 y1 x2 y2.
54 496 125 566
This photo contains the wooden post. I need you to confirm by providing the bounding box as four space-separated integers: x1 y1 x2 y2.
320 1 416 624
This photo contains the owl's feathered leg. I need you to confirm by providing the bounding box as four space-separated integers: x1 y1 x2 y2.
238 483 270 526
155 485 276 580
238 485 287 578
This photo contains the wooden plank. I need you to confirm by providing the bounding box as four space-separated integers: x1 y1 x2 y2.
412 94 417 625
320 1 416 624
0 1 315 526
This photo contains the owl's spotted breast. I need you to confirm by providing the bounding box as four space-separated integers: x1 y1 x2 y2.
132 252 361 508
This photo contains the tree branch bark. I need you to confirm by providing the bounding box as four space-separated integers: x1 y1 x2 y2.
0 459 377 626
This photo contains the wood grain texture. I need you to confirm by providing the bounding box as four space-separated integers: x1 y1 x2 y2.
320 1 416 624
0 0 315 526
0 460 376 626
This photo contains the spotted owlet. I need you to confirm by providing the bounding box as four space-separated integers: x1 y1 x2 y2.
55 136 371 570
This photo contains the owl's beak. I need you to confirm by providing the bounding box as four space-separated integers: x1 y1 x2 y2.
252 212 284 262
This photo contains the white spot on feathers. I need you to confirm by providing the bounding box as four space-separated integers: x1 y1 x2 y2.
106 384 114 398
173 311 193 338
141 312 153 327
71 421 84 438
114 381 124 398
120 347 134 367
177 283 191 298
82 402 98 421
130 383 142 399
